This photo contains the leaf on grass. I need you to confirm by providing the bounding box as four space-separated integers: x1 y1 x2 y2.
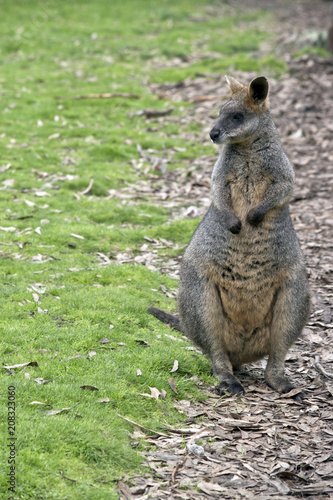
80 385 99 391
34 191 51 197
25 372 31 380
0 163 11 172
34 378 52 385
168 377 178 394
65 353 82 361
35 227 42 235
70 233 85 240
98 337 110 344
140 387 164 400
136 369 142 376
29 401 51 406
170 360 179 373
134 339 150 347
31 283 46 294
45 403 79 416
98 397 110 403
32 293 39 303
2 178 14 188
164 334 183 342
88 350 97 357
25 199 35 207
3 361 38 370
118 342 127 346
0 226 16 232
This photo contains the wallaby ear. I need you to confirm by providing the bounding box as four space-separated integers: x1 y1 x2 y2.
225 75 245 95
248 76 269 105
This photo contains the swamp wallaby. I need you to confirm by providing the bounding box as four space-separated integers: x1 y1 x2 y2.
149 75 310 399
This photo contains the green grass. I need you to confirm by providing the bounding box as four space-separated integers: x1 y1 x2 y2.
0 0 286 497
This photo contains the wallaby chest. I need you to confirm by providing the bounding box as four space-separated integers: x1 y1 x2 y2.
226 153 271 220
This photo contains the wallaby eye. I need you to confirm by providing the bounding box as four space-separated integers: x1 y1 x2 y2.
232 112 244 123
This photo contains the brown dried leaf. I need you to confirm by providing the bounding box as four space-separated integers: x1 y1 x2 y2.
140 387 165 400
34 378 52 385
29 401 51 406
45 403 79 416
3 361 38 370
65 353 82 361
168 377 178 394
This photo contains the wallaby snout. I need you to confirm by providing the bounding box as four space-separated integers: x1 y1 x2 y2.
210 127 221 143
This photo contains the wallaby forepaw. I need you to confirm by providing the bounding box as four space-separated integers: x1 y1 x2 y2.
228 219 242 234
216 381 245 396
247 208 264 226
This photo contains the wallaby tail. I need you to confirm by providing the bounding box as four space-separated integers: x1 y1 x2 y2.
147 307 183 332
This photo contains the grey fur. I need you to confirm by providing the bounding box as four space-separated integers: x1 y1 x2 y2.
177 75 310 398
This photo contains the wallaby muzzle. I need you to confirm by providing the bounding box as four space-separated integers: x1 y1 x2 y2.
210 127 220 143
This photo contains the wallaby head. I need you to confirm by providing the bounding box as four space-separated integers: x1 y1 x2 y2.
210 75 270 145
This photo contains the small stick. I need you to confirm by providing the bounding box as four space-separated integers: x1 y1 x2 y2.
171 456 188 484
314 362 333 379
80 178 94 196
59 470 77 482
117 414 169 437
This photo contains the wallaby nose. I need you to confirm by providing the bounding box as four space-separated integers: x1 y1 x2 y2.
210 128 220 142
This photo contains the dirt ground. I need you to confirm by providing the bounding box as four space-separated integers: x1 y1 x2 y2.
118 1 333 498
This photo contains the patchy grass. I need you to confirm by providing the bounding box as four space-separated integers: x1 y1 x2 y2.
0 0 285 497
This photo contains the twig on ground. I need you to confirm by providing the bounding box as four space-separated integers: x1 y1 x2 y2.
128 108 174 118
80 178 94 196
314 362 333 379
171 455 189 484
59 470 77 482
117 414 169 437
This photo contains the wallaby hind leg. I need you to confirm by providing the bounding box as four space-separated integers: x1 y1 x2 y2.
179 275 245 396
265 273 310 399
212 350 245 396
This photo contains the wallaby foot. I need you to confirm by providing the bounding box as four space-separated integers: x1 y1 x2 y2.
265 371 305 401
216 377 245 396
265 277 309 401
213 356 245 396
